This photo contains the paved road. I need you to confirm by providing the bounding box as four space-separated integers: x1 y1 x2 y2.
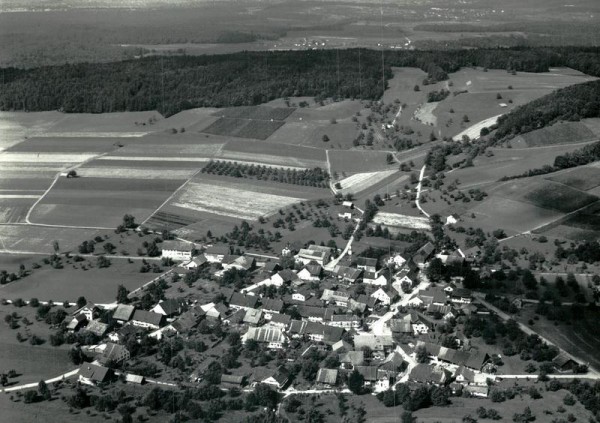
324 207 364 272
0 369 79 393
415 165 430 218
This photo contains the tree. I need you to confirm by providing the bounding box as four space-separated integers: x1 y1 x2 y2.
122 214 137 229
348 369 364 394
402 411 414 423
76 296 87 309
52 240 60 254
416 346 429 363
38 380 51 401
66 170 77 178
116 284 130 304
322 134 330 142
23 390 38 404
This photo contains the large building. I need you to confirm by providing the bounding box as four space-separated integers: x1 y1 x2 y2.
161 241 194 261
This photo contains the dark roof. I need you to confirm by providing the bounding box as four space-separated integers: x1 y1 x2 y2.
552 352 578 368
162 240 194 252
85 320 109 337
409 364 446 384
270 365 290 386
451 288 472 298
316 368 338 385
263 262 281 273
100 342 129 363
356 257 378 267
277 269 298 282
355 366 380 381
132 310 164 326
205 245 230 255
79 363 111 382
270 313 291 326
221 374 245 385
261 298 284 312
229 292 258 309
305 264 322 276
156 298 187 316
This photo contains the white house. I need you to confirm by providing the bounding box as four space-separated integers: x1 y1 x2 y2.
387 253 406 269
184 255 207 269
363 271 388 286
342 201 354 208
161 241 194 261
406 296 424 308
445 214 459 225
204 245 230 263
295 245 332 266
371 288 393 305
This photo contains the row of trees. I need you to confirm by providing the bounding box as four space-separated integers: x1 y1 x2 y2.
202 160 329 188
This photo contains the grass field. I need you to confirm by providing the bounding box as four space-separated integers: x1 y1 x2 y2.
511 121 597 148
221 138 327 168
546 165 600 192
0 225 100 253
372 211 432 230
520 181 598 213
329 150 394 174
0 111 65 151
214 105 295 120
41 111 162 136
201 117 285 140
267 120 359 149
335 169 398 195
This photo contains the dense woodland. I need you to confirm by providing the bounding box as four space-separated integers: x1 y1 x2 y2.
493 80 600 141
2 47 600 116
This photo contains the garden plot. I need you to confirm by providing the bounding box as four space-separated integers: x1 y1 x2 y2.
171 181 303 220
335 169 398 195
372 212 431 230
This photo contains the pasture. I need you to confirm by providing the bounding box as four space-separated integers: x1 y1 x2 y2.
40 111 162 137
201 117 285 140
220 138 328 168
328 150 394 174
267 120 358 149
0 225 100 254
546 165 600 192
0 111 64 152
511 121 596 148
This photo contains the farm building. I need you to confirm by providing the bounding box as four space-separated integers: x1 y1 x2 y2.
152 298 188 317
131 310 165 330
315 368 338 387
413 242 435 268
112 304 135 324
326 314 361 329
268 313 291 329
243 308 263 326
85 320 109 337
184 255 208 269
342 201 354 208
98 342 130 365
161 240 194 261
73 301 98 321
552 352 579 372
363 271 388 286
78 363 113 386
371 287 394 305
262 366 290 389
295 245 332 266
297 264 322 281
243 327 286 349
356 257 377 273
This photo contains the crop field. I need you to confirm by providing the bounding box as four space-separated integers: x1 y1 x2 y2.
328 149 394 174
170 180 307 221
201 117 285 140
0 111 65 151
221 138 328 168
511 121 596 148
0 198 36 223
4 136 121 154
520 181 598 213
372 212 432 230
452 114 501 141
546 165 600 191
101 138 225 158
28 177 185 228
267 120 359 149
289 100 365 122
41 111 162 136
335 169 398 195
154 107 219 131
214 105 295 121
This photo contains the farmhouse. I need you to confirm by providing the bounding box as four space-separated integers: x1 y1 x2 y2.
326 314 361 329
388 253 407 269
243 308 263 326
552 352 579 372
223 255 255 272
268 313 291 329
184 255 208 270
342 201 354 208
413 242 435 268
131 310 165 330
73 301 98 321
295 245 332 266
152 298 187 317
98 342 130 365
243 326 286 349
409 364 450 385
204 245 230 263
161 240 194 261
229 292 259 311
262 366 290 389
356 257 377 273
78 364 112 386
315 368 338 387
67 314 87 332
260 298 284 319
85 320 109 337
271 269 300 287
371 287 394 305
112 304 135 324
339 351 366 369
289 320 344 343
297 264 322 281
321 289 350 307
354 334 394 353
450 288 473 304
363 271 388 286
332 265 362 284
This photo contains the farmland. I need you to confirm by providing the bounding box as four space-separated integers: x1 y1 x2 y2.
372 212 432 231
335 170 398 195
328 150 394 174
546 165 600 192
201 117 285 140
511 121 597 148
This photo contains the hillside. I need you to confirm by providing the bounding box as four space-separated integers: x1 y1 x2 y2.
2 47 600 116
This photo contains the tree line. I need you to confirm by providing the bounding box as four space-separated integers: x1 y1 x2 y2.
202 160 329 188
2 47 600 116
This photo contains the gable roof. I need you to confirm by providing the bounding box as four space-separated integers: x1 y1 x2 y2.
132 310 164 326
243 308 263 325
79 363 111 382
245 326 285 344
269 313 291 326
205 245 230 255
156 298 187 316
85 320 109 337
261 298 284 312
356 257 377 267
316 368 338 385
229 292 258 309
112 304 135 321
162 240 194 252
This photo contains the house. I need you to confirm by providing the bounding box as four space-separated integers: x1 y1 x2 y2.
223 309 246 325
338 212 352 220
316 368 338 387
243 308 263 326
204 245 230 263
98 342 130 365
552 352 578 372
409 364 449 385
297 264 322 282
78 363 112 386
387 253 407 269
394 268 417 286
406 295 424 307
229 292 259 311
152 298 187 317
371 287 394 305
112 304 135 324
356 257 377 273
339 351 365 369
221 374 246 387
363 271 388 286
445 214 459 225
161 240 194 261
410 312 437 334
85 320 109 337
413 242 435 268
354 334 394 353
332 340 352 353
295 245 332 266
171 307 205 334
125 374 145 385
326 314 361 329
289 320 344 344
74 301 98 321
184 255 208 270
268 313 291 329
263 261 281 274
389 315 412 334
261 298 284 319
342 201 354 209
321 289 350 307
419 287 447 306
131 310 164 330
450 288 472 304
262 366 290 389
243 326 286 349
292 287 313 302
271 269 300 287
67 314 88 332
223 255 255 272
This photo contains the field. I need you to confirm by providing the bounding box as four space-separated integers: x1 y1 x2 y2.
0 225 100 254
201 117 285 140
519 181 598 213
214 106 295 121
267 120 359 149
0 111 65 151
220 138 327 168
546 165 600 192
452 114 501 141
372 212 432 230
39 111 162 137
328 150 394 174
335 170 398 195
511 121 597 148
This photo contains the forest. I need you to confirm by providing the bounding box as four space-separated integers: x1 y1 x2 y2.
493 80 600 142
1 47 600 116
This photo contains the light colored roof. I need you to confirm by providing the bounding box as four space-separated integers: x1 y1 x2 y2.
316 368 338 385
112 304 135 321
161 240 194 252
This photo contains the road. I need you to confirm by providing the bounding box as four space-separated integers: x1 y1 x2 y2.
127 268 174 299
415 165 430 218
0 369 79 393
474 293 600 376
324 207 364 272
